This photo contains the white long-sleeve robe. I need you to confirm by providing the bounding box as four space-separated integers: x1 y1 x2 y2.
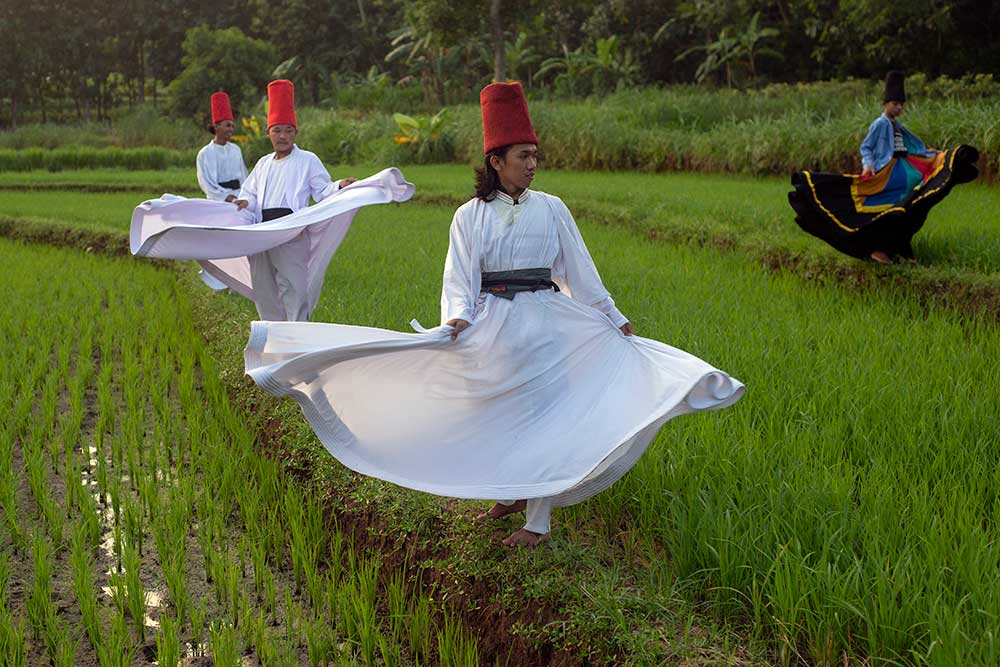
237 146 342 320
196 140 249 290
244 188 745 534
130 167 415 319
196 140 248 202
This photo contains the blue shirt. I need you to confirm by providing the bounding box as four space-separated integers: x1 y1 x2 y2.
860 114 931 171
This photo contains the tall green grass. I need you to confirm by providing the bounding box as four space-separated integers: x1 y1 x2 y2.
0 147 195 173
3 81 998 177
0 107 203 151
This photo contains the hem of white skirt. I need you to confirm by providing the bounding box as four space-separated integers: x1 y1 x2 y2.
244 321 745 503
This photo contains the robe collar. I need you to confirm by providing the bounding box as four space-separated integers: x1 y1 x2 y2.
492 188 531 206
489 188 531 226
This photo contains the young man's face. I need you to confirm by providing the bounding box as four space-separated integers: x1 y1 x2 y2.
884 101 904 119
214 119 235 143
268 124 297 154
491 143 538 194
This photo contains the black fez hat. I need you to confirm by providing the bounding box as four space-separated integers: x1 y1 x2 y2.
883 70 906 103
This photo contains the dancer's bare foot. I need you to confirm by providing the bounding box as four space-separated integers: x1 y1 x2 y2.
870 250 893 265
502 529 550 547
476 500 526 521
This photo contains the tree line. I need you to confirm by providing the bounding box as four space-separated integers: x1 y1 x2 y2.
2 0 998 128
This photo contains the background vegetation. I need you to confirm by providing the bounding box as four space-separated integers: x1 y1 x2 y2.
3 81 998 180
4 0 1000 127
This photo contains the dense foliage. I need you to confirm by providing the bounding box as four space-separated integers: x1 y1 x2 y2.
3 0 1000 127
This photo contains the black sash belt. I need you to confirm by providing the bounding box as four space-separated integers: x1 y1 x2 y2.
261 207 293 222
481 268 559 300
218 179 241 190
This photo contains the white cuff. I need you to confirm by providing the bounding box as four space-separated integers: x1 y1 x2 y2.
591 296 628 328
446 308 473 324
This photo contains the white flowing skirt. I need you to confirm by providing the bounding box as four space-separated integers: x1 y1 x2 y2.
130 168 414 318
244 290 744 505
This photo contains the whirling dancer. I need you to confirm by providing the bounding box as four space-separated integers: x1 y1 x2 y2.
244 82 744 547
195 91 248 290
131 79 415 321
196 91 248 204
789 71 978 264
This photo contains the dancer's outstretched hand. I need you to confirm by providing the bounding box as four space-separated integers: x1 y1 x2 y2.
620 322 634 336
446 318 470 341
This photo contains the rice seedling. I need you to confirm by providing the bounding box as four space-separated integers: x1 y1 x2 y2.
122 541 148 641
95 611 133 667
156 613 180 667
26 530 53 641
407 592 434 664
0 607 29 667
190 599 208 657
70 522 102 651
210 619 239 667
436 613 480 667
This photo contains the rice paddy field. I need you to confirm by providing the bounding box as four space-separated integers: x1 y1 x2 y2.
0 239 478 665
1 164 999 666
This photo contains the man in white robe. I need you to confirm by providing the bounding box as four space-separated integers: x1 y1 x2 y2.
196 91 247 290
233 79 356 321
196 91 248 203
242 82 744 549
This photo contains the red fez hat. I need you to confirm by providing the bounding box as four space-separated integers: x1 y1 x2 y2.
210 92 233 124
267 79 296 129
480 82 538 154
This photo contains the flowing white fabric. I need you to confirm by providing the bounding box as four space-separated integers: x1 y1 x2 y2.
130 168 415 319
244 189 744 509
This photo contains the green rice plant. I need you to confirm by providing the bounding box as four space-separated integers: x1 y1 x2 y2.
122 541 148 642
247 608 269 659
210 620 239 667
0 549 27 667
0 606 29 667
336 557 383 667
0 549 9 601
122 493 144 557
190 598 208 656
436 613 479 667
0 438 22 549
385 567 409 645
283 588 299 640
26 530 53 641
222 557 242 626
95 445 109 508
95 611 133 667
408 592 433 663
250 538 269 601
70 522 102 651
162 549 188 628
305 615 333 667
155 613 180 667
51 634 76 667
378 632 403 667
305 563 326 615
263 567 277 619
77 480 100 547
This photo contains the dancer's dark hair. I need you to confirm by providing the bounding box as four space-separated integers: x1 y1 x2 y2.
474 145 512 201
